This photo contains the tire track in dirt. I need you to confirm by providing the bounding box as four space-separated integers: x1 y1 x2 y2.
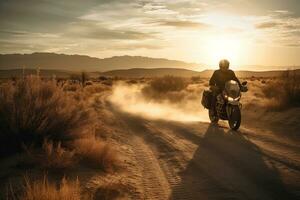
104 93 299 199
129 135 170 200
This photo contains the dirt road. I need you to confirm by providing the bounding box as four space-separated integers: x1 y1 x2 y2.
104 97 300 200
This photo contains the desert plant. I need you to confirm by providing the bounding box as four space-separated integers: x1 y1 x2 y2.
149 76 188 93
24 140 75 170
0 77 94 156
262 70 300 109
8 175 92 200
63 82 81 92
74 138 116 171
141 76 188 102
84 84 109 95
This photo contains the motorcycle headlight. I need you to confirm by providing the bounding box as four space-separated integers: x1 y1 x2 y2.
228 97 234 101
228 96 240 101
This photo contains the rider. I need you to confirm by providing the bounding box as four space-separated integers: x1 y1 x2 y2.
209 59 242 111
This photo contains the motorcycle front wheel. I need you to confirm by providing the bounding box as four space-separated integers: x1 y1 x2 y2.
228 105 241 130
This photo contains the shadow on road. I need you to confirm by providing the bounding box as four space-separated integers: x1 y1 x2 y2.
109 101 296 200
171 124 295 200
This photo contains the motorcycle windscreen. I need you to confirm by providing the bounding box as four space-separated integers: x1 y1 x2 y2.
225 80 240 98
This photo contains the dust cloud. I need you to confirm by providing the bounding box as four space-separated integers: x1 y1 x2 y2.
109 82 209 122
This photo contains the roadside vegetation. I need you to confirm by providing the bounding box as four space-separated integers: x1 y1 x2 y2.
0 75 118 199
261 71 300 110
1 69 299 199
142 75 190 102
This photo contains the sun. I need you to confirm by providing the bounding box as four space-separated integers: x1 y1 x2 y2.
206 35 241 67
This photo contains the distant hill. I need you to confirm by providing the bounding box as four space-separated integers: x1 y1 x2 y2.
198 70 300 78
102 68 201 78
0 52 200 71
0 69 73 79
1 68 299 79
102 68 300 78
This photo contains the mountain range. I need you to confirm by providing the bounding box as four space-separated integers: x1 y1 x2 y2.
0 52 299 79
0 52 200 71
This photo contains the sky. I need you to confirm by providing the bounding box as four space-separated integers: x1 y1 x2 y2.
0 0 300 69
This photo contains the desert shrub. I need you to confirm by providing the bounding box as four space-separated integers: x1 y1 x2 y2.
0 77 94 156
98 76 109 81
142 76 188 102
83 83 109 95
63 83 81 92
7 175 91 200
262 81 282 98
74 138 117 171
149 76 187 93
126 79 138 84
69 74 81 82
24 140 75 170
262 70 300 109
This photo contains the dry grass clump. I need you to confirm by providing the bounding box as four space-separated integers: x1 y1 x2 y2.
74 138 117 171
262 71 300 110
149 75 188 93
8 175 91 200
0 77 94 156
83 83 110 95
24 140 75 170
142 76 188 102
63 83 80 92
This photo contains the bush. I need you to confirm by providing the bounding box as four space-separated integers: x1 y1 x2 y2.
148 76 187 93
63 83 80 92
24 140 75 170
142 76 188 102
262 70 300 109
0 77 94 156
74 138 117 171
83 84 109 95
8 175 91 200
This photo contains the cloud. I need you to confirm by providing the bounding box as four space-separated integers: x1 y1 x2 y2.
111 43 165 50
255 22 283 29
158 20 210 29
66 20 158 40
71 27 156 40
253 9 300 47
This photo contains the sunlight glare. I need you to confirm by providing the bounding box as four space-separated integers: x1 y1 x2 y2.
206 35 241 67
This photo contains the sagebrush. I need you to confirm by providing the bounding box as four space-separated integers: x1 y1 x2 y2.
0 77 94 156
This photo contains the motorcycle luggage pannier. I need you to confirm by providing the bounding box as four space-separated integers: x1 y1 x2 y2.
201 90 212 109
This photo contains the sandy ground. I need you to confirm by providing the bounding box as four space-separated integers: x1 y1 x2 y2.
99 84 300 200
1 82 299 199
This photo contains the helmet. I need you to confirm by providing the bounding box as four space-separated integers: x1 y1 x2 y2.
219 59 230 71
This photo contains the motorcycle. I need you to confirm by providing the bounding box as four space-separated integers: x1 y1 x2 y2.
202 80 248 130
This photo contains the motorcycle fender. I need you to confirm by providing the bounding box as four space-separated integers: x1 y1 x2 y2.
226 105 232 118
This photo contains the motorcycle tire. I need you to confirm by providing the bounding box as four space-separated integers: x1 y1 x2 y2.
228 105 241 130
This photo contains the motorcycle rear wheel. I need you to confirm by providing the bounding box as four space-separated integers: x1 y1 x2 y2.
228 105 241 130
209 109 219 124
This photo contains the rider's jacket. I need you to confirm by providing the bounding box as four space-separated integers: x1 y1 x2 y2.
209 69 241 91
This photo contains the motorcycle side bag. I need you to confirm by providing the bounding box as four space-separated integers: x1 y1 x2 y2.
201 90 212 109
